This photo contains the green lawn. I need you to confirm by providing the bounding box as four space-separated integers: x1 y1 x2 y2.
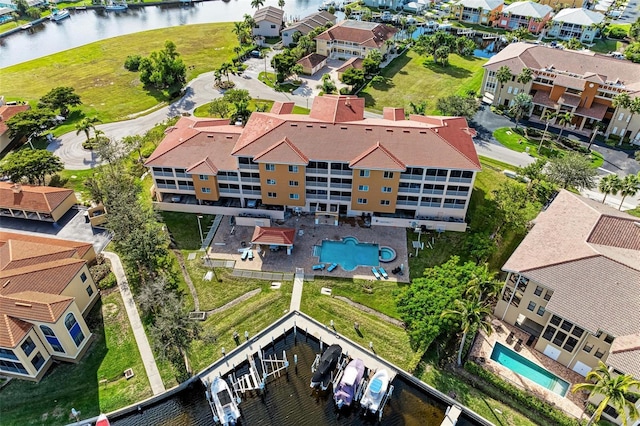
0 291 152 425
591 38 627 54
193 99 310 118
158 212 215 250
360 49 486 114
0 23 236 124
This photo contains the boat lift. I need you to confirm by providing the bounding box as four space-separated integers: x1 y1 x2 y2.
359 370 396 422
229 349 290 396
330 356 349 390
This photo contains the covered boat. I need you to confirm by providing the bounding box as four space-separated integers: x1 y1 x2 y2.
333 358 365 408
310 344 342 390
206 377 241 425
95 414 110 426
360 369 389 414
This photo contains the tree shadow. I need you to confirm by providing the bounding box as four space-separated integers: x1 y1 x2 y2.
379 51 412 80
421 60 473 78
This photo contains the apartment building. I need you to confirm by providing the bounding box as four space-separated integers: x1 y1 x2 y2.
452 0 504 25
547 8 604 43
495 1 553 34
145 95 481 231
482 42 640 143
0 232 98 381
314 20 397 60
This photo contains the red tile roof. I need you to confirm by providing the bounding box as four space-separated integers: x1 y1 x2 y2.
270 102 295 115
0 258 86 297
253 137 310 165
335 57 364 74
0 231 94 261
0 291 74 323
587 215 640 250
0 183 75 214
251 227 296 246
315 20 397 48
349 142 406 171
297 53 327 69
187 157 218 175
0 314 32 348
0 104 30 137
308 94 366 123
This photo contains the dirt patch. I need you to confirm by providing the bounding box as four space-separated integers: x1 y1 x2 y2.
103 302 119 320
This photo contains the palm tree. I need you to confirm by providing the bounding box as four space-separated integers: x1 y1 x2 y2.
219 62 232 82
598 174 621 204
250 0 264 10
587 122 605 151
556 111 574 139
509 93 533 130
464 264 500 302
441 299 493 366
539 109 557 152
618 173 640 210
233 46 243 62
278 0 285 8
572 361 640 426
563 37 582 50
495 65 512 106
517 67 533 86
75 116 101 142
409 101 427 116
626 97 640 141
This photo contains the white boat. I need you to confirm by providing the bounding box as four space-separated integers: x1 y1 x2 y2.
49 8 70 21
205 377 241 425
360 369 389 414
105 1 127 11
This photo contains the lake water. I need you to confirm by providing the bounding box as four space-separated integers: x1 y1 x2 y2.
0 0 341 68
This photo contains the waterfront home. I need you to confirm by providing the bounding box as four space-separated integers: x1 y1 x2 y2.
495 1 553 34
0 232 98 381
452 0 504 26
481 42 640 143
252 6 285 38
145 94 480 231
547 8 604 43
314 20 397 60
281 11 336 48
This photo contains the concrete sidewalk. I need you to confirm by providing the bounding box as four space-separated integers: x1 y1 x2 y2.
290 267 304 311
103 251 165 395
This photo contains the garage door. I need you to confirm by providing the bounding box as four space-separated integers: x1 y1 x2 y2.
543 344 561 361
572 361 593 377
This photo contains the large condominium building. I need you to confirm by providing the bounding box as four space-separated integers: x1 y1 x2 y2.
495 190 640 425
0 232 98 381
482 42 640 144
145 95 481 231
314 20 397 60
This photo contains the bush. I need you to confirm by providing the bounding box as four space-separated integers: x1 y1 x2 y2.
124 54 142 71
607 26 628 39
99 272 118 290
464 362 580 426
339 87 352 95
48 174 69 187
140 144 156 159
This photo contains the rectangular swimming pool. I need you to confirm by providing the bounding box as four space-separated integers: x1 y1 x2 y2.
315 236 379 271
490 342 569 396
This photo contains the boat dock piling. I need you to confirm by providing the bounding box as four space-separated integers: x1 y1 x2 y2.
331 356 349 390
377 384 395 421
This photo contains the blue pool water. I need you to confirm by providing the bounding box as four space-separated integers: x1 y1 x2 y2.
379 247 397 262
317 237 379 271
490 342 569 396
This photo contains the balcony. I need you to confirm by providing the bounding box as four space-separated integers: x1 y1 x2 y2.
446 190 469 197
398 187 421 194
330 169 351 176
399 174 424 181
448 177 472 184
307 168 329 174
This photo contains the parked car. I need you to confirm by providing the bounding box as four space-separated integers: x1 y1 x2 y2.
250 50 261 58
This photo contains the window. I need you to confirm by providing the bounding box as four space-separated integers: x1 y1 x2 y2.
596 330 603 338
604 334 614 344
563 337 578 352
583 343 593 353
80 272 87 282
266 179 276 185
270 24 276 28
358 185 369 192
618 113 625 121
289 180 299 187
380 200 390 206
86 285 94 297
199 174 209 181
544 290 553 301
553 331 567 347
357 198 367 204
267 192 277 198
0 349 18 360
603 405 619 419
266 164 275 171
527 301 536 311
571 327 584 338
542 326 556 341
383 171 394 179
21 337 36 357
359 170 370 177
289 193 299 200
31 352 45 371
382 187 392 193
40 326 64 353
201 188 211 194
537 306 546 316
0 360 27 375
65 313 85 347
560 320 573 332
550 315 561 326
534 286 543 296
288 165 298 173
594 349 605 359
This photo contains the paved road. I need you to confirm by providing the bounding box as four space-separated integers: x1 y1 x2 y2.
103 251 166 396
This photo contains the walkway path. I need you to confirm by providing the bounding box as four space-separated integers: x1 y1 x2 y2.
205 288 261 316
290 267 304 311
103 251 166 395
173 249 200 312
334 296 405 328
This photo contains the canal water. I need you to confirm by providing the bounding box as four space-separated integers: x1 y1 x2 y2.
0 0 342 68
110 334 482 425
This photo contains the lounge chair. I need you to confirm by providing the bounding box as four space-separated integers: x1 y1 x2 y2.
506 331 515 345
247 250 254 260
312 264 325 271
372 267 381 280
514 339 523 352
378 267 389 279
241 250 249 261
327 263 338 272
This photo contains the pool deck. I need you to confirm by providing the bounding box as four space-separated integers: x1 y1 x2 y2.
470 319 588 420
209 215 410 283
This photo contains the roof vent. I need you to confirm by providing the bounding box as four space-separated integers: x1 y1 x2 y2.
2 280 9 288
10 184 21 193
320 125 327 128
306 125 313 128
341 126 348 130
634 222 640 228
291 124 298 127
345 97 351 106
403 130 410 133
15 302 32 308
386 129 393 133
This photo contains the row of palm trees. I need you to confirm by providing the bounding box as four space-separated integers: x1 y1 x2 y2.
598 172 640 209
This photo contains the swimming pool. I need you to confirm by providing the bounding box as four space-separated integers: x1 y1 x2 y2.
379 246 397 262
316 236 379 271
490 342 569 396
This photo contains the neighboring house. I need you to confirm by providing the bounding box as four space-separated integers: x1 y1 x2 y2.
547 8 604 43
335 57 364 79
537 0 584 9
0 182 77 222
146 94 481 231
314 20 397 60
296 53 328 75
494 190 640 425
0 7 14 24
481 42 640 143
281 11 336 48
0 102 30 154
0 232 98 381
363 0 404 10
403 0 428 13
252 6 284 38
452 0 504 25
495 1 553 34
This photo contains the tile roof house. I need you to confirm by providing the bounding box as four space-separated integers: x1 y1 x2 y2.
281 11 336 47
481 42 640 144
495 190 640 424
495 1 553 34
0 232 98 381
0 103 30 153
0 182 77 222
548 8 605 43
452 0 504 25
145 95 480 232
315 20 397 60
252 6 285 38
296 53 328 75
